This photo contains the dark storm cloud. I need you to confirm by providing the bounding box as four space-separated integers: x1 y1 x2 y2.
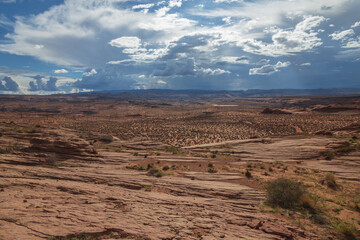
0 76 19 91
28 75 59 91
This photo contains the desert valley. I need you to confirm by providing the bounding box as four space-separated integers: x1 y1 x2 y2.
0 91 359 240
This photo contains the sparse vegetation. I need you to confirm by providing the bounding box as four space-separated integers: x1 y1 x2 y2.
99 135 113 143
265 178 304 209
324 173 339 190
245 169 252 179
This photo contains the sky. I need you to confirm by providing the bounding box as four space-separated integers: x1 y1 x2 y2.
0 0 359 94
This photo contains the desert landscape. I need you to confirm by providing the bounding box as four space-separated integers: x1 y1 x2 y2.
0 91 359 240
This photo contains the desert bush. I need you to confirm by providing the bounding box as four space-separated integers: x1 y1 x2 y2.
325 173 339 190
208 167 217 173
265 178 305 209
144 185 151 191
162 165 170 171
155 171 165 178
311 213 329 225
45 153 59 167
208 162 213 168
337 223 358 240
245 170 252 179
299 195 316 213
147 167 165 178
99 135 113 143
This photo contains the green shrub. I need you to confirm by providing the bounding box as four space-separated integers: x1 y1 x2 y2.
265 178 305 209
155 171 165 178
144 185 151 191
208 162 213 168
337 223 358 240
162 165 170 171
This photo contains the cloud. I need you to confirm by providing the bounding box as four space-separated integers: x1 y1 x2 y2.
329 29 354 41
351 21 360 28
0 76 19 91
109 37 142 49
300 62 311 66
0 0 16 3
54 69 68 74
28 75 59 91
343 37 360 49
238 15 326 56
220 56 249 64
132 3 154 10
83 69 97 77
256 59 270 65
249 61 291 75
0 14 13 29
152 59 196 77
199 68 230 75
1 0 360 91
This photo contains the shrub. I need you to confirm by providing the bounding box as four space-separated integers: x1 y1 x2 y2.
299 195 316 213
45 153 59 167
245 170 252 179
99 135 113 143
311 213 329 225
162 165 170 171
144 185 151 191
337 223 358 240
208 162 213 168
208 167 217 173
155 171 165 178
147 167 165 178
265 178 305 209
325 173 338 190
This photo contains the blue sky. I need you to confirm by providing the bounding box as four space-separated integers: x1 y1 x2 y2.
0 0 359 94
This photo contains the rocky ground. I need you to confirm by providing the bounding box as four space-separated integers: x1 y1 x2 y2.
0 95 359 239
0 122 359 240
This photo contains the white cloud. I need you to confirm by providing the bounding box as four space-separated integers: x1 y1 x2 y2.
34 44 44 49
200 67 231 75
300 62 311 66
351 21 360 28
249 61 291 75
237 16 326 56
169 0 182 8
343 37 360 48
214 0 242 2
220 56 249 64
132 3 154 10
109 37 141 49
329 29 354 41
256 59 270 65
83 69 97 77
0 0 16 3
54 69 68 74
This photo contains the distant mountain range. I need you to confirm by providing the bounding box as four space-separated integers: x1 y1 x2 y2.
79 88 360 100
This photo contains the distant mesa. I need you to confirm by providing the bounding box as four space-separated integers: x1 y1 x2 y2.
261 108 292 114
